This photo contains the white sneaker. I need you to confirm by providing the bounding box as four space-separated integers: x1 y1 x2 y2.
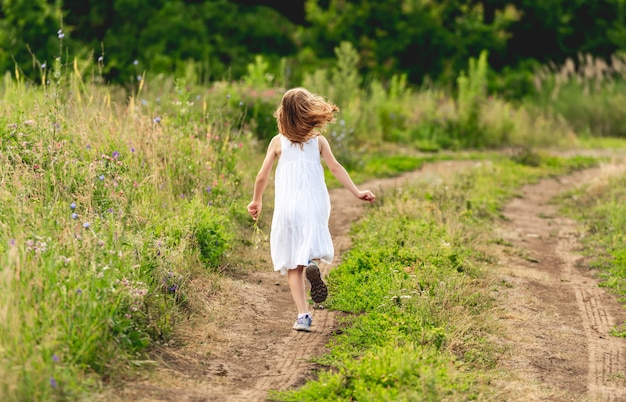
293 314 312 332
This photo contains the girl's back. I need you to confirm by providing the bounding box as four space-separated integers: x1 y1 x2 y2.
271 134 333 274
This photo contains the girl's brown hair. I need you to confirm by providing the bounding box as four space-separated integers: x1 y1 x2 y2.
274 87 339 143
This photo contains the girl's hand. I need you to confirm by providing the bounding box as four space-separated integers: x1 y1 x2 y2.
357 190 376 203
247 201 262 220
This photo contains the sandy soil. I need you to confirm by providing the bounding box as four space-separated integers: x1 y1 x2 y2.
110 157 626 402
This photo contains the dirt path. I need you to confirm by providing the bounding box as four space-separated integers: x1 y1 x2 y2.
112 158 626 402
491 166 626 401
111 161 474 402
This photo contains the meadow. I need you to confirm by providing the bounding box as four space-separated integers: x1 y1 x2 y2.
1 46 625 400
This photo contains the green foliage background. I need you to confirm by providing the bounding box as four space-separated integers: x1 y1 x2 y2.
1 0 625 95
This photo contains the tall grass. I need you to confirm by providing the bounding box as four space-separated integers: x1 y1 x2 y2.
0 59 247 400
531 53 626 138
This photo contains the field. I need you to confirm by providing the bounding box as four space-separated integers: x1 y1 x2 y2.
1 53 626 401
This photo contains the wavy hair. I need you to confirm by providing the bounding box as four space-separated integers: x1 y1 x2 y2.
274 87 339 143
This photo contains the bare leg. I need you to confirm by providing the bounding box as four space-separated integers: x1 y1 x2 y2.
288 266 309 314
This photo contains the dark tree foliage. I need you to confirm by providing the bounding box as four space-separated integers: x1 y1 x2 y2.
301 0 516 84
0 0 624 90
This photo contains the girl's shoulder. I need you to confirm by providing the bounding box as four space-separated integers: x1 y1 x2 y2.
270 134 282 156
316 134 329 149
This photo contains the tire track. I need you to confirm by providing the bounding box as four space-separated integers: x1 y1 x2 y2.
558 228 626 401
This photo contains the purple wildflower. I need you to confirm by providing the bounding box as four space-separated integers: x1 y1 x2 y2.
112 151 120 159
153 117 161 124
99 175 105 181
52 354 59 363
50 377 57 388
82 222 90 229
70 202 76 210
71 213 77 219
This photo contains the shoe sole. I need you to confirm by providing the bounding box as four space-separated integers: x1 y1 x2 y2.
293 324 311 332
305 263 328 303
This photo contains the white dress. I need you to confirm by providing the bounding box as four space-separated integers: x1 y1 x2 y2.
271 134 334 274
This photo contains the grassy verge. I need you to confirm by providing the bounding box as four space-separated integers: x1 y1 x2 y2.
0 76 245 400
558 164 626 335
271 153 598 401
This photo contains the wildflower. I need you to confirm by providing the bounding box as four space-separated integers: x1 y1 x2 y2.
50 377 57 388
86 144 91 149
98 56 103 62
133 60 139 65
141 99 147 106
57 29 64 39
107 208 113 213
71 213 77 219
9 239 15 246
52 354 59 363
112 151 120 159
75 288 82 294
83 222 90 229
131 147 135 153
238 101 244 107
153 117 161 123
99 175 105 181
226 94 231 99
41 63 47 69
137 75 142 81
70 202 76 210
206 186 212 193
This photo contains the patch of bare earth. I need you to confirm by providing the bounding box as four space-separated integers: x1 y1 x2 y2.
491 165 626 401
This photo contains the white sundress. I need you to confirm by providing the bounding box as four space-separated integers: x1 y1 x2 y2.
270 134 334 274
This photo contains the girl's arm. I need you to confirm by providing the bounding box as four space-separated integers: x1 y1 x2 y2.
247 135 280 220
319 135 375 203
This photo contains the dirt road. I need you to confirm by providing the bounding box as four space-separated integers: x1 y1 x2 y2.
113 159 626 401
492 166 626 401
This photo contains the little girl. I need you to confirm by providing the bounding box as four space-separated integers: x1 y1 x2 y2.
247 87 376 332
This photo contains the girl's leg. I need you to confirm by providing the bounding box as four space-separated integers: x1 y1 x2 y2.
288 266 309 314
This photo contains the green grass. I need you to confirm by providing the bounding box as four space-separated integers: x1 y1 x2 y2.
271 154 598 401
